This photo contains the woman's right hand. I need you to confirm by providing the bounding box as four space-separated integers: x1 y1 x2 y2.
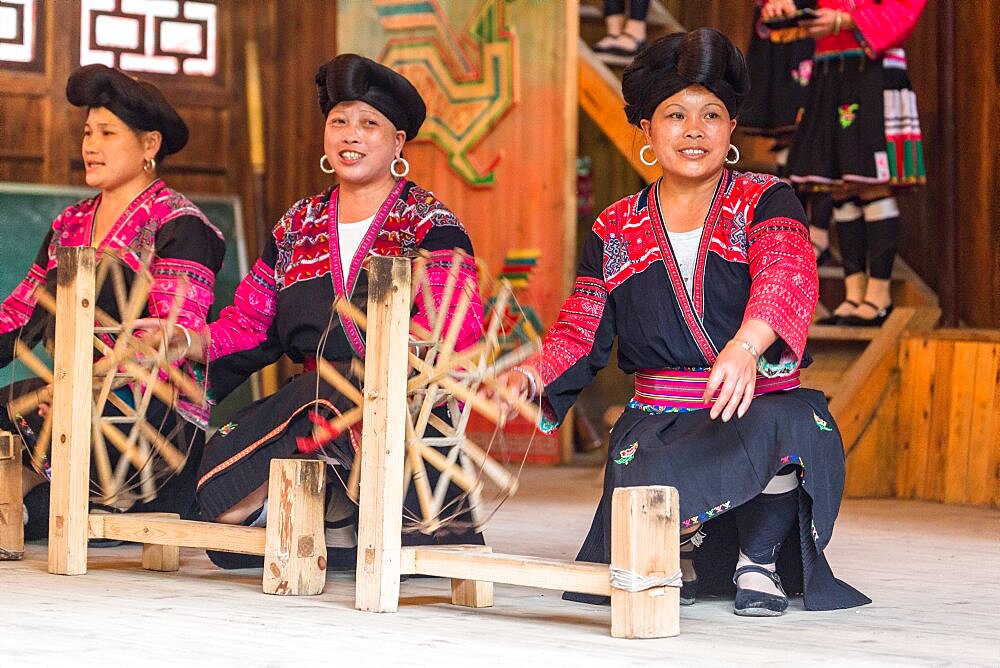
761 0 798 20
130 318 206 363
483 367 538 421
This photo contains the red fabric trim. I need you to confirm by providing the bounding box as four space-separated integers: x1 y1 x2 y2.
535 276 607 385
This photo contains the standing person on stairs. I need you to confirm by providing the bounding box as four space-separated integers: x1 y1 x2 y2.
764 0 927 326
592 1 650 59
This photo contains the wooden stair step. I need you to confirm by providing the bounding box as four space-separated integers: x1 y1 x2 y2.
579 1 683 31
809 324 879 341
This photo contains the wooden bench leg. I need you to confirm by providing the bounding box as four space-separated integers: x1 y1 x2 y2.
610 485 680 639
262 458 326 596
0 431 24 561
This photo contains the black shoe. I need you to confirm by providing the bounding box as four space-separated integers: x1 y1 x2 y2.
592 32 622 54
815 248 833 266
841 301 893 327
815 300 859 326
606 33 646 57
733 564 788 617
680 577 698 606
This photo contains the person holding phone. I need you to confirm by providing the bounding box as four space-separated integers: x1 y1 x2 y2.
763 0 927 326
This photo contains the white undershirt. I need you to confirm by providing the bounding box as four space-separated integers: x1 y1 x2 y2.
338 214 376 283
667 226 703 298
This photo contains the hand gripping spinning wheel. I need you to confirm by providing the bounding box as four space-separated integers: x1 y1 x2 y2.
5 250 206 507
305 250 543 535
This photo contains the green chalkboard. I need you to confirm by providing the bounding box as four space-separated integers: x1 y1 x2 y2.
0 181 257 429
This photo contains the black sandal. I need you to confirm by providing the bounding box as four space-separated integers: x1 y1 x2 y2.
592 32 623 53
815 300 859 326
733 564 788 617
842 301 893 327
679 528 705 606
607 33 647 57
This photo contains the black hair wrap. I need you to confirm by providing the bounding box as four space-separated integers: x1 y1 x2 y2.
66 64 189 160
622 28 750 126
315 54 426 141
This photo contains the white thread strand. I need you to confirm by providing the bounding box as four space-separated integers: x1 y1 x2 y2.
609 567 684 592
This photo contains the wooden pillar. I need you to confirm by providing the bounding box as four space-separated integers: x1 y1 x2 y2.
48 247 95 576
262 458 326 595
355 256 411 613
610 485 680 639
0 431 24 560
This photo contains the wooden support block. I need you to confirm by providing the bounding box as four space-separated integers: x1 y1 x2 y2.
89 513 267 555
610 485 680 639
263 458 326 596
0 431 24 560
451 566 495 609
49 247 96 576
356 257 411 613
140 513 181 572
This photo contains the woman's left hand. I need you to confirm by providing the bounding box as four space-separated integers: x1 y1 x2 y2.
801 8 852 39
703 340 758 422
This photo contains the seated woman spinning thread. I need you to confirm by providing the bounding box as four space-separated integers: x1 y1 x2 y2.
499 29 870 617
151 54 485 569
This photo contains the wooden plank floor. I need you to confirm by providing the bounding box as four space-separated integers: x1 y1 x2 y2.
2 466 998 665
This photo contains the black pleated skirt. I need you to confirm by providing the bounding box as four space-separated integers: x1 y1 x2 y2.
563 388 870 611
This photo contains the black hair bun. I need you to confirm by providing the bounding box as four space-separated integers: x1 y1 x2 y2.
66 64 188 159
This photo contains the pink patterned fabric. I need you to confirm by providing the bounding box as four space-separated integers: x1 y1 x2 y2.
208 180 482 362
0 179 223 428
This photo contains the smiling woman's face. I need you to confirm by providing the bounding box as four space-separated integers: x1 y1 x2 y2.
639 85 736 183
323 100 406 186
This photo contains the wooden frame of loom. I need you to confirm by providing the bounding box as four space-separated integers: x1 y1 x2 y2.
355 257 680 639
38 247 327 595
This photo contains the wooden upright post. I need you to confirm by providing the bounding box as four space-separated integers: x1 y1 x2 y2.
355 256 411 612
263 458 326 595
610 485 680 639
0 431 24 560
48 247 95 575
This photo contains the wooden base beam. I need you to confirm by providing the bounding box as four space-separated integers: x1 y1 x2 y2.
88 513 267 554
0 431 24 560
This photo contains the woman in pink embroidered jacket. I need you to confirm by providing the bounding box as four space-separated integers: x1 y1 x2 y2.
500 29 869 616
158 54 483 569
0 65 225 540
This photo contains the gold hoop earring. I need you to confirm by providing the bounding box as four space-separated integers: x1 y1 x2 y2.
725 144 740 166
639 144 657 167
143 157 156 173
390 156 410 178
320 154 335 174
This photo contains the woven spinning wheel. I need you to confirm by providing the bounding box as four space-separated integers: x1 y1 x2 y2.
5 255 205 507
309 250 543 534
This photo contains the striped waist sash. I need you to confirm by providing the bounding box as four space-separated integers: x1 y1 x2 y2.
633 368 801 411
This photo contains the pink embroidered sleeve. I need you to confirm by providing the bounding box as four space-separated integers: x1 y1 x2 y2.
147 258 217 331
411 249 483 353
743 216 817 366
850 0 926 57
0 262 46 335
207 257 278 361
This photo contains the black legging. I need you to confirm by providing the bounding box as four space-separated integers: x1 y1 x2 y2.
604 0 650 20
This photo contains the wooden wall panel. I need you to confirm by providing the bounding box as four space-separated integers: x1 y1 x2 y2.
336 1 579 325
896 332 1000 508
953 2 1000 328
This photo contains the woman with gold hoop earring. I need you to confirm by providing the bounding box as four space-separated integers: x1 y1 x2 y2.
1 64 225 540
149 53 485 569
496 28 868 617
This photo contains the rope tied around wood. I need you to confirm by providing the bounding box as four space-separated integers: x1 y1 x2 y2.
609 567 683 592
